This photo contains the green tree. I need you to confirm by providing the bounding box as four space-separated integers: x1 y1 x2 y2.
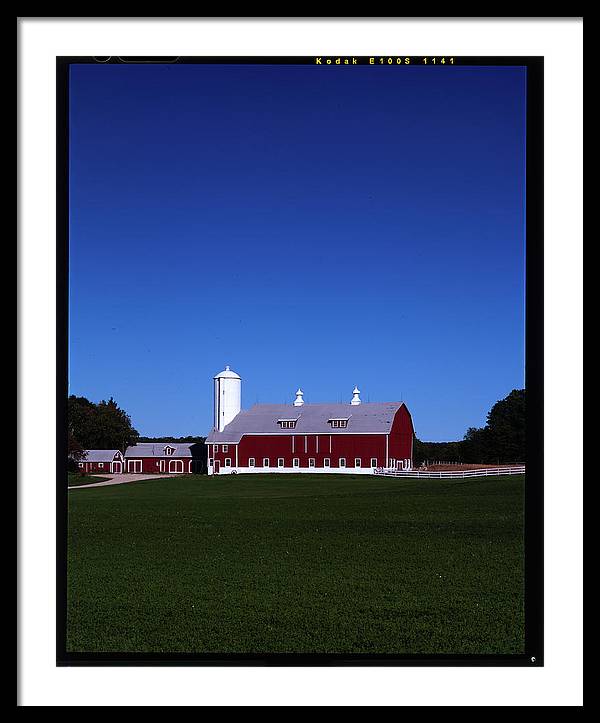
485 389 525 463
68 396 97 448
67 430 86 470
462 425 491 463
462 390 525 463
68 395 139 451
94 397 140 450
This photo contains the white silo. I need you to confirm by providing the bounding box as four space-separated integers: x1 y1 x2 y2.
214 366 242 431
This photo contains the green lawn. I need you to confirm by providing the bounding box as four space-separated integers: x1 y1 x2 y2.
67 473 524 654
68 472 109 487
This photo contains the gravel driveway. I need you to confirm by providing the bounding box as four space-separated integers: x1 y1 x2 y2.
68 473 180 490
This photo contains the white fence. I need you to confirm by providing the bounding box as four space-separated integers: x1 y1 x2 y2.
374 465 526 479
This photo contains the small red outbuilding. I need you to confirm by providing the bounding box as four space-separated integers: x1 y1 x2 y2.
124 443 204 474
78 449 124 475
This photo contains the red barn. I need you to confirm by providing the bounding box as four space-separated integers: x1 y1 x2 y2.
78 449 124 474
206 368 414 475
124 442 205 474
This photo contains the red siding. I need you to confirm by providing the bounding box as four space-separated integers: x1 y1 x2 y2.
80 461 112 474
79 453 123 474
388 404 415 463
208 403 414 471
210 433 386 469
125 457 194 474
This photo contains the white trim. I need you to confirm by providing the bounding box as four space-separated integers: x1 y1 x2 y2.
329 419 349 429
278 420 297 429
128 460 142 473
216 465 377 476
169 459 184 473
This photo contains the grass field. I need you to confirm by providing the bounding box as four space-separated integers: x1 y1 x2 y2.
67 472 109 487
67 473 524 654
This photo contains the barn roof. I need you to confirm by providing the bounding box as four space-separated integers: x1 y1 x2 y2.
124 443 196 458
206 402 406 444
82 449 122 462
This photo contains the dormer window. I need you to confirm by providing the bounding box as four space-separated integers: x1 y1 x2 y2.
164 445 176 456
278 419 297 429
328 418 349 429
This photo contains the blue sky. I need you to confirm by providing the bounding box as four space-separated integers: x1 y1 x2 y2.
69 62 526 441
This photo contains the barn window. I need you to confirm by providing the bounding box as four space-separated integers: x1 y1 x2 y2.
78 463 83 468
164 446 175 456
339 458 346 467
293 458 299 467
263 458 270 467
355 458 361 468
328 419 348 429
98 463 104 468
225 458 231 467
209 458 214 467
277 458 284 468
213 445 218 453
308 458 315 468
278 419 297 429
324 458 330 467
249 458 255 467
370 458 377 468
222 445 228 453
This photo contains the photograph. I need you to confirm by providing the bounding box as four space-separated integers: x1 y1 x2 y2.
57 55 542 664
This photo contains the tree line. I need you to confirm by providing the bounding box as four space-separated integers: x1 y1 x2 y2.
68 395 140 463
413 389 525 467
137 435 206 444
